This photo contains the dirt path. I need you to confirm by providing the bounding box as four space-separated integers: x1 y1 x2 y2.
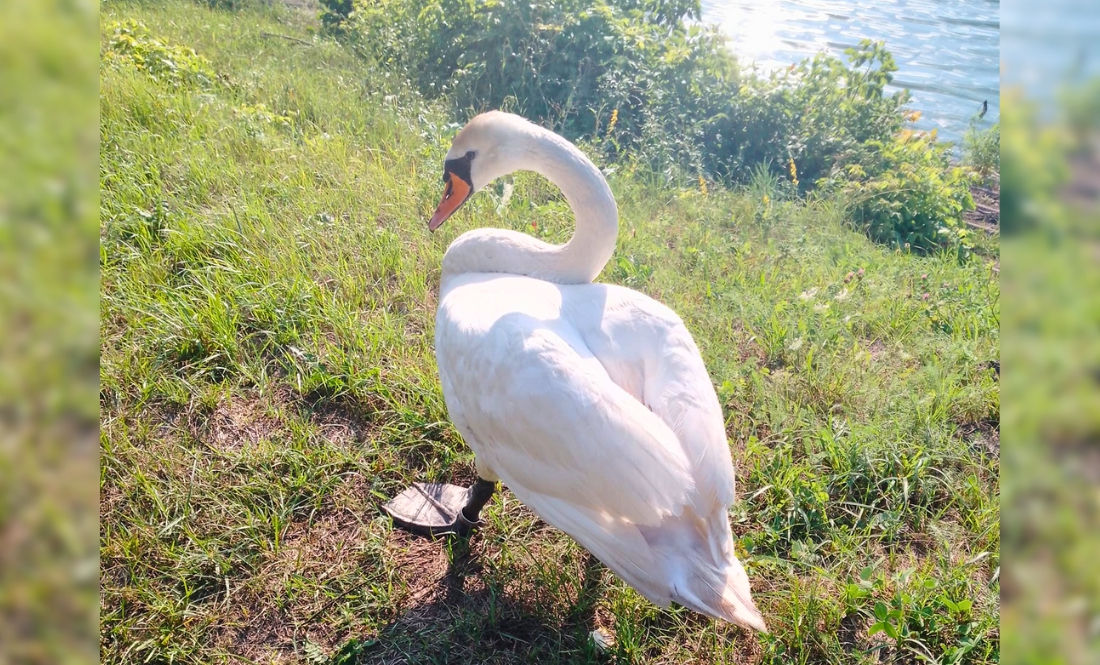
965 183 1000 234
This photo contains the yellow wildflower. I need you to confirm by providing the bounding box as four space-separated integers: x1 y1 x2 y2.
698 175 708 195
762 194 770 205
607 108 618 134
789 158 799 188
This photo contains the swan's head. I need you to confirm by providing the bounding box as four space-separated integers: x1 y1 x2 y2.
428 111 537 231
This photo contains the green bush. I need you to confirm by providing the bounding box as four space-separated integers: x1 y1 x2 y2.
833 130 974 254
102 19 217 88
326 0 731 170
324 1 904 182
703 41 909 192
1000 89 1068 235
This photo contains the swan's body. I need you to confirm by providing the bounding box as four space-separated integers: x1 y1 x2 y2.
422 112 764 630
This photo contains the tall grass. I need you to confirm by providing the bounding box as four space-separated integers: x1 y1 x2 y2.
963 123 1000 184
99 2 999 663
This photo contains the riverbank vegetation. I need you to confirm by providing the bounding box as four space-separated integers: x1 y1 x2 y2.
100 1 999 663
322 0 982 255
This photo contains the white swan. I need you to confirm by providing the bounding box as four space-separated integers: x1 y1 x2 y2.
384 111 765 631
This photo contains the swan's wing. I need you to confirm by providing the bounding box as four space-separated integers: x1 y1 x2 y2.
647 320 738 509
437 314 696 526
568 286 738 511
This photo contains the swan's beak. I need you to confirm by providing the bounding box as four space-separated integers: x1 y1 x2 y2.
428 172 472 232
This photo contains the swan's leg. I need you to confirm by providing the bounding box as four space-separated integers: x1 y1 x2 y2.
383 477 497 538
460 477 497 524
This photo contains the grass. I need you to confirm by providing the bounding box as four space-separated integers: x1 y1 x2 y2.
962 123 999 186
1 1 99 663
99 2 1000 663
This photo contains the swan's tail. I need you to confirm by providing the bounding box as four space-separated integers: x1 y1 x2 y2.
515 491 767 631
674 553 767 632
639 506 768 633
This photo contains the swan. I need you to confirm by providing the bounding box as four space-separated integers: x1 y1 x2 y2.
383 111 766 631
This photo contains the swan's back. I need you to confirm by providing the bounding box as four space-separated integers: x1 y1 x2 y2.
435 272 765 631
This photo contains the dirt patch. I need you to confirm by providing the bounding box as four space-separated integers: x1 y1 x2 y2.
838 612 866 654
198 396 285 451
956 418 1000 457
738 333 768 368
1063 146 1100 211
215 478 382 661
306 397 380 448
138 385 386 455
384 530 453 605
273 508 372 587
1051 436 1100 484
900 530 937 557
837 608 891 662
964 184 999 234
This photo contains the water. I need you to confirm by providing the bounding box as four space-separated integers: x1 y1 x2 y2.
1002 0 1100 103
700 0 1000 146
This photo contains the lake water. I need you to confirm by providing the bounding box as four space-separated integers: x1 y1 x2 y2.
700 0 1000 146
1001 0 1100 104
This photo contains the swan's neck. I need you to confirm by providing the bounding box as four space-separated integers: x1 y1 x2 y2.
441 131 618 284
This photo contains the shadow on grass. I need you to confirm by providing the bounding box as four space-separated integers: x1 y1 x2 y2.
348 542 607 665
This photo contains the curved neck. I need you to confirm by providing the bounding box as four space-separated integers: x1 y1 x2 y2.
441 130 618 284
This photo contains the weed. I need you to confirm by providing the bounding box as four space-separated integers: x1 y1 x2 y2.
963 123 1000 184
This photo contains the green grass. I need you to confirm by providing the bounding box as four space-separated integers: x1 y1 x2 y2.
99 2 1000 663
1 1 99 663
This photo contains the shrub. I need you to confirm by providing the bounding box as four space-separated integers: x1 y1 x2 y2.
326 0 732 158
703 41 909 192
324 1 909 184
833 130 974 254
319 0 354 30
102 20 217 89
1000 89 1068 235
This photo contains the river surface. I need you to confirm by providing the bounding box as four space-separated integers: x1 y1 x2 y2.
1001 0 1100 104
700 0 1000 145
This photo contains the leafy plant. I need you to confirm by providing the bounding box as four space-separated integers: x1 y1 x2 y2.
1000 89 1069 235
102 19 217 88
233 102 297 137
319 0 354 30
705 40 909 191
844 566 988 663
831 129 974 254
610 254 654 288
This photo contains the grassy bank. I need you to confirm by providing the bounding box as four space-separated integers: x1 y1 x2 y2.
99 1 1000 663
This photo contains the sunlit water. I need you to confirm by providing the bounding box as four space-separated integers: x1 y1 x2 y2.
701 0 1000 145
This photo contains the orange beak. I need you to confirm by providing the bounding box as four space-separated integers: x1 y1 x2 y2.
428 172 472 232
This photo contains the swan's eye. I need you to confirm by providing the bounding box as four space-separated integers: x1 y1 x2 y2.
465 150 475 161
